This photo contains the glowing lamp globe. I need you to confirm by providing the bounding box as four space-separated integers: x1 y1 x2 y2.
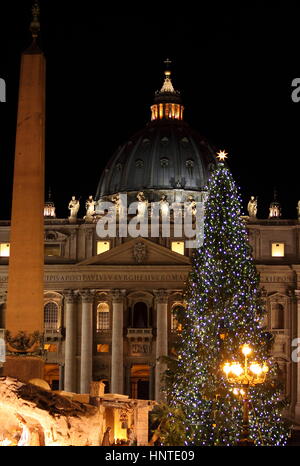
231 363 243 377
249 363 262 375
241 344 252 357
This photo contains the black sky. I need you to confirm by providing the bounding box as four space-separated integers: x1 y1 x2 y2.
0 3 299 220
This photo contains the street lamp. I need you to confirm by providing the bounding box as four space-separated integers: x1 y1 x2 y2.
222 344 269 445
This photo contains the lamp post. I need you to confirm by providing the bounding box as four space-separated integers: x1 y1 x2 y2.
222 344 269 446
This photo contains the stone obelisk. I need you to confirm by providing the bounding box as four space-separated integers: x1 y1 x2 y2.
4 2 45 381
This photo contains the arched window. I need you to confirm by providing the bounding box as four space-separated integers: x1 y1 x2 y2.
133 302 148 328
44 302 58 331
272 303 284 329
97 302 110 332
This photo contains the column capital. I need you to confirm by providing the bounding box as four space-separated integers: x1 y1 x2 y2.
294 290 300 301
63 289 78 304
111 289 126 303
153 289 169 303
79 289 96 303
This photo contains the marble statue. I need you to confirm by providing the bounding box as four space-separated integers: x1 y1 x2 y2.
159 194 169 216
112 193 120 212
136 191 148 216
111 193 123 217
186 195 197 215
297 200 300 219
68 196 80 220
247 196 257 218
85 195 96 221
137 191 146 203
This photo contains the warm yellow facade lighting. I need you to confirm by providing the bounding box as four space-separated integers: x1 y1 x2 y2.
0 243 10 257
271 242 284 257
97 241 110 255
171 241 184 255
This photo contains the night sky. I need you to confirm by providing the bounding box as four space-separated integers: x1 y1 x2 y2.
0 3 299 220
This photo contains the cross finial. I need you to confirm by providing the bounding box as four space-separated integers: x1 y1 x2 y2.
29 1 40 39
164 58 172 68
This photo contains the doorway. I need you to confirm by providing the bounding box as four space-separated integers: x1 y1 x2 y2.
130 365 150 400
44 364 59 390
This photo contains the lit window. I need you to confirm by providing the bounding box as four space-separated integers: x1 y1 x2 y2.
97 344 109 353
44 343 57 352
0 243 10 257
97 302 110 331
45 244 60 256
171 241 185 255
97 241 110 255
271 243 285 257
44 302 58 331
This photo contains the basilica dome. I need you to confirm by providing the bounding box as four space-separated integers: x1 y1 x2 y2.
96 63 217 202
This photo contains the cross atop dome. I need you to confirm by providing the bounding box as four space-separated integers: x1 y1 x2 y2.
151 59 184 121
164 58 172 68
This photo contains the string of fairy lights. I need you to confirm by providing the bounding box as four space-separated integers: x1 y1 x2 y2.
163 151 289 446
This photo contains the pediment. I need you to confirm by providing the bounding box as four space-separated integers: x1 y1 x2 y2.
267 292 289 301
77 237 191 266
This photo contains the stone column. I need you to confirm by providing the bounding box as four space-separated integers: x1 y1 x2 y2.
124 364 131 397
69 230 77 260
79 289 95 394
0 292 7 328
63 290 78 392
154 289 169 402
294 290 300 421
86 229 94 258
111 289 126 394
136 403 151 446
59 365 64 391
149 363 155 400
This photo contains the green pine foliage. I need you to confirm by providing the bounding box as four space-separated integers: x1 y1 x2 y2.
160 162 289 446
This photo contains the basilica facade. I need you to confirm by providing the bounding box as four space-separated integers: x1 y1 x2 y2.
0 63 300 423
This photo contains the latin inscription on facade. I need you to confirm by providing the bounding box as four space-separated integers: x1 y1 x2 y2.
0 271 188 285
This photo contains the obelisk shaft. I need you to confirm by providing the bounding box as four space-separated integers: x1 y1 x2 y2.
6 48 45 336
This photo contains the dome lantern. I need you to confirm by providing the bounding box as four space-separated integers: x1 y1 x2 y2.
269 189 281 218
44 187 56 218
150 59 184 121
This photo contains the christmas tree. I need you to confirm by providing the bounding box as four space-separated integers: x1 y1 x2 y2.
158 152 289 446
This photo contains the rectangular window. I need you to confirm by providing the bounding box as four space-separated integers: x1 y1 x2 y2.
171 241 185 255
97 303 110 331
97 344 109 353
45 244 60 256
271 242 285 257
97 241 110 255
0 243 10 257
